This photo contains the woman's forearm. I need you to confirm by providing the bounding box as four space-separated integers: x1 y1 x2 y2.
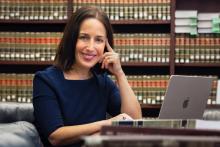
115 71 142 119
48 120 110 146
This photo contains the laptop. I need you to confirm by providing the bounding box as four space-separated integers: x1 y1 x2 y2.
159 75 213 119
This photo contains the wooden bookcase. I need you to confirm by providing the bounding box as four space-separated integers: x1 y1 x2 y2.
0 0 219 117
174 0 220 77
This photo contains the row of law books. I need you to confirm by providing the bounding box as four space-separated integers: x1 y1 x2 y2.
0 32 62 61
0 73 218 104
1 31 220 64
114 33 170 63
0 73 33 103
73 0 171 21
0 0 68 20
110 75 218 105
0 32 170 63
175 33 220 63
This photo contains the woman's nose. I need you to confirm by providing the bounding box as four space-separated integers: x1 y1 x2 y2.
87 40 96 49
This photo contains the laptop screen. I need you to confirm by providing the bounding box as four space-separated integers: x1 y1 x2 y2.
159 75 213 119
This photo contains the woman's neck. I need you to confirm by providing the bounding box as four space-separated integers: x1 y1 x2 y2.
64 66 92 80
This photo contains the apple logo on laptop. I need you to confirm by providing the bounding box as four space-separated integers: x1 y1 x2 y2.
182 97 190 109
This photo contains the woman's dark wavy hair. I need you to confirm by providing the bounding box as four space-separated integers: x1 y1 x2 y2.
54 7 114 72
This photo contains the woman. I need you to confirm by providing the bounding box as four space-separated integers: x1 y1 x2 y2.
33 7 141 147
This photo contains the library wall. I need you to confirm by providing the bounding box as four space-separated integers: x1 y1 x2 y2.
0 0 219 117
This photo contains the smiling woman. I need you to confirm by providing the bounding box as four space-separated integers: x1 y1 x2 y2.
74 18 106 72
33 6 142 147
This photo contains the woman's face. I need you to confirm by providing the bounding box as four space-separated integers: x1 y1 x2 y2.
75 18 106 70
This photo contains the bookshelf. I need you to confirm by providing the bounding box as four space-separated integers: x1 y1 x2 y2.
0 0 219 117
174 0 220 72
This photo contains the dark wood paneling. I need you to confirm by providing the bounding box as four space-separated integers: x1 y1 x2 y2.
176 0 220 12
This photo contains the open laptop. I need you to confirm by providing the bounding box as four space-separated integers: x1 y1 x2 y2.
158 75 213 119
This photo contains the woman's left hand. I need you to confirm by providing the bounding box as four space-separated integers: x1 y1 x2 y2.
100 40 124 77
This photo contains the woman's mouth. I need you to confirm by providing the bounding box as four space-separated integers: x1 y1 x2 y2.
82 53 96 60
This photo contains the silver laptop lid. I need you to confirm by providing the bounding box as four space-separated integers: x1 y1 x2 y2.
159 75 213 119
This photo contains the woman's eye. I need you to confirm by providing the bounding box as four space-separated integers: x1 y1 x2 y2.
96 38 104 43
79 36 89 41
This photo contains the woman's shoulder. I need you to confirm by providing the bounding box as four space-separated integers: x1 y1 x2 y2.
34 66 62 80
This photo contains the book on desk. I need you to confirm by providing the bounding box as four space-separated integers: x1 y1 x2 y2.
111 119 220 130
82 119 220 147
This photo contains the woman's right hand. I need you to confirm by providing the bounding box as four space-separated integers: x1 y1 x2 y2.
105 113 133 126
110 113 133 121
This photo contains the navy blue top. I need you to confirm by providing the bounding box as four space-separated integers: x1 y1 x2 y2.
33 66 121 147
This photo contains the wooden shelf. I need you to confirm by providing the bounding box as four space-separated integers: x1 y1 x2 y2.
176 63 220 67
0 20 170 25
122 62 169 67
141 104 220 109
140 104 220 117
0 61 170 67
0 61 53 65
111 20 171 25
0 20 67 24
141 104 161 109
176 0 219 12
